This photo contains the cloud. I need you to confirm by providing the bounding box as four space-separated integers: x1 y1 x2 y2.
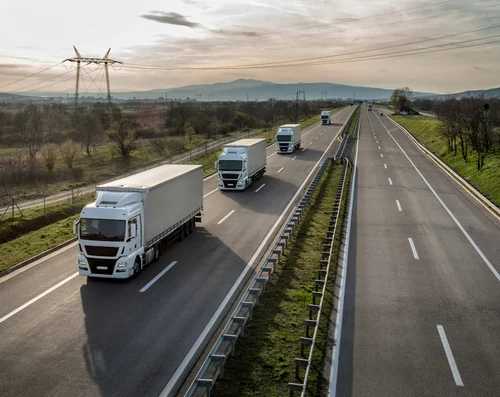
212 28 261 38
140 11 200 28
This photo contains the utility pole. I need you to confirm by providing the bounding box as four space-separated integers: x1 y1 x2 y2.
246 93 249 102
295 91 299 122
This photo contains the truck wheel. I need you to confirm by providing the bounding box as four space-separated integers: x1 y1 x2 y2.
178 223 186 241
153 243 161 262
132 258 141 277
189 218 194 234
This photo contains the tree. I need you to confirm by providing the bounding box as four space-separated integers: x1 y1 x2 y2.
14 104 45 160
166 102 192 135
60 139 79 168
40 143 58 173
108 118 139 157
185 124 196 144
73 110 104 155
391 87 413 111
150 135 169 156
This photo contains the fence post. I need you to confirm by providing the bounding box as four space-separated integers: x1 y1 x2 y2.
11 197 14 219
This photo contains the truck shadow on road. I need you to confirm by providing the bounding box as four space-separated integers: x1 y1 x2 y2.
80 227 249 397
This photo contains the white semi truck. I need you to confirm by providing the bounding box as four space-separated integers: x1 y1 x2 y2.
276 124 301 154
216 138 267 190
74 164 203 279
321 110 331 125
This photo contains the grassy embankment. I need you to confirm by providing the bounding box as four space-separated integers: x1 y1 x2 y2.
212 160 351 397
0 111 339 273
391 115 500 207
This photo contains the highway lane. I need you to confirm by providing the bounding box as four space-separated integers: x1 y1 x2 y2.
0 107 355 397
333 108 500 396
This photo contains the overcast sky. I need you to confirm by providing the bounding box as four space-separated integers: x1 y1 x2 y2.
0 0 499 95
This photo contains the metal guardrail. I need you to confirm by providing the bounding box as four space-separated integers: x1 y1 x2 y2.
288 157 351 397
334 106 359 160
183 108 357 397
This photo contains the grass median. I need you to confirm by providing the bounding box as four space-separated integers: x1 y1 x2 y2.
390 115 500 207
211 160 349 397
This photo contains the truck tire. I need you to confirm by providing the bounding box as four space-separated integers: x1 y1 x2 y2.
132 258 141 278
189 218 194 234
153 243 161 262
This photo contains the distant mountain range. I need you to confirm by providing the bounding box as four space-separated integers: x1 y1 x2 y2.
2 79 499 101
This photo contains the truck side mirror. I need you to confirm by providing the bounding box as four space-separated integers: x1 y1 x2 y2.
130 224 137 239
73 219 80 235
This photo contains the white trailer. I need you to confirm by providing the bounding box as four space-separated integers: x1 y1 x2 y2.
216 138 267 190
321 110 331 125
276 124 301 154
74 164 203 279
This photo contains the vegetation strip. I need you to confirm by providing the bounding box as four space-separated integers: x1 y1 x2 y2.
390 115 500 208
210 160 345 397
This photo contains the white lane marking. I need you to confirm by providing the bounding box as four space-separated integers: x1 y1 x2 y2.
329 106 360 396
384 164 387 169
380 153 384 158
140 261 178 292
0 272 79 324
302 148 306 152
277 167 284 173
292 156 297 160
321 132 324 136
396 200 402 211
267 152 277 159
375 114 500 282
378 146 381 150
408 238 419 259
310 142 313 145
217 210 235 225
388 177 393 185
255 184 266 192
376 141 379 144
203 188 218 198
162 107 356 397
315 136 319 140
203 173 218 181
437 325 464 387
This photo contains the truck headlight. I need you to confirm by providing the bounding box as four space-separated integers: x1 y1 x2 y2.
117 262 128 268
78 259 86 265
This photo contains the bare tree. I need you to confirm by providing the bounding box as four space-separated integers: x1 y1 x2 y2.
73 110 104 155
40 143 58 173
108 118 139 157
150 136 169 156
391 87 413 112
14 104 45 160
185 124 196 144
166 102 192 134
60 139 79 168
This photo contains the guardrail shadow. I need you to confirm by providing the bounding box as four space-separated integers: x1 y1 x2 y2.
80 227 249 397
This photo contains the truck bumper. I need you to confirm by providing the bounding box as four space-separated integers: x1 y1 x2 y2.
78 254 134 279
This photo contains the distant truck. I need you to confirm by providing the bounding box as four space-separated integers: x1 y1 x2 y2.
74 164 203 279
321 110 331 125
216 138 267 190
368 104 373 111
276 124 301 154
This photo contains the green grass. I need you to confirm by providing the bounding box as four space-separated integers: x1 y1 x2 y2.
0 147 22 156
212 160 347 397
0 194 93 244
346 106 360 138
391 115 500 207
0 215 78 272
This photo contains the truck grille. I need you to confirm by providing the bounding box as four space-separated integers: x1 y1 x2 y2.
222 173 239 180
85 246 119 257
87 258 116 275
223 180 238 188
279 143 290 150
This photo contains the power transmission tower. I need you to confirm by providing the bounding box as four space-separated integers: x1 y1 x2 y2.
64 46 122 122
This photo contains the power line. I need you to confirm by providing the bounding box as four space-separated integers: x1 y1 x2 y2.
4 69 74 93
0 61 63 91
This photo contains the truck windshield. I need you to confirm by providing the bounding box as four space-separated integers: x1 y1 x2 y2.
219 160 242 171
321 116 329 119
80 218 126 241
277 135 292 142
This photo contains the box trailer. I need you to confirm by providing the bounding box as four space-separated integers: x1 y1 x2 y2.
74 164 203 278
216 138 267 190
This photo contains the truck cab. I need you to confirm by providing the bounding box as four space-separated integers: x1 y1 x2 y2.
321 111 331 125
217 148 250 190
75 191 145 278
276 124 301 154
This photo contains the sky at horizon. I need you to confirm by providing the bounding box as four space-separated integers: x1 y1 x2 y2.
0 0 499 95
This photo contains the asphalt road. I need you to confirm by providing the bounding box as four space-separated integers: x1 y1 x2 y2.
0 106 355 397
334 108 500 396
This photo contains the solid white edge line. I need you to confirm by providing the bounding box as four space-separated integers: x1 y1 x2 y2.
437 325 464 386
408 237 419 259
328 107 359 397
140 261 178 293
0 272 79 324
203 188 218 198
267 152 276 159
255 184 266 193
374 114 500 283
396 199 402 212
217 210 235 225
388 177 393 185
161 106 356 397
277 167 284 173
